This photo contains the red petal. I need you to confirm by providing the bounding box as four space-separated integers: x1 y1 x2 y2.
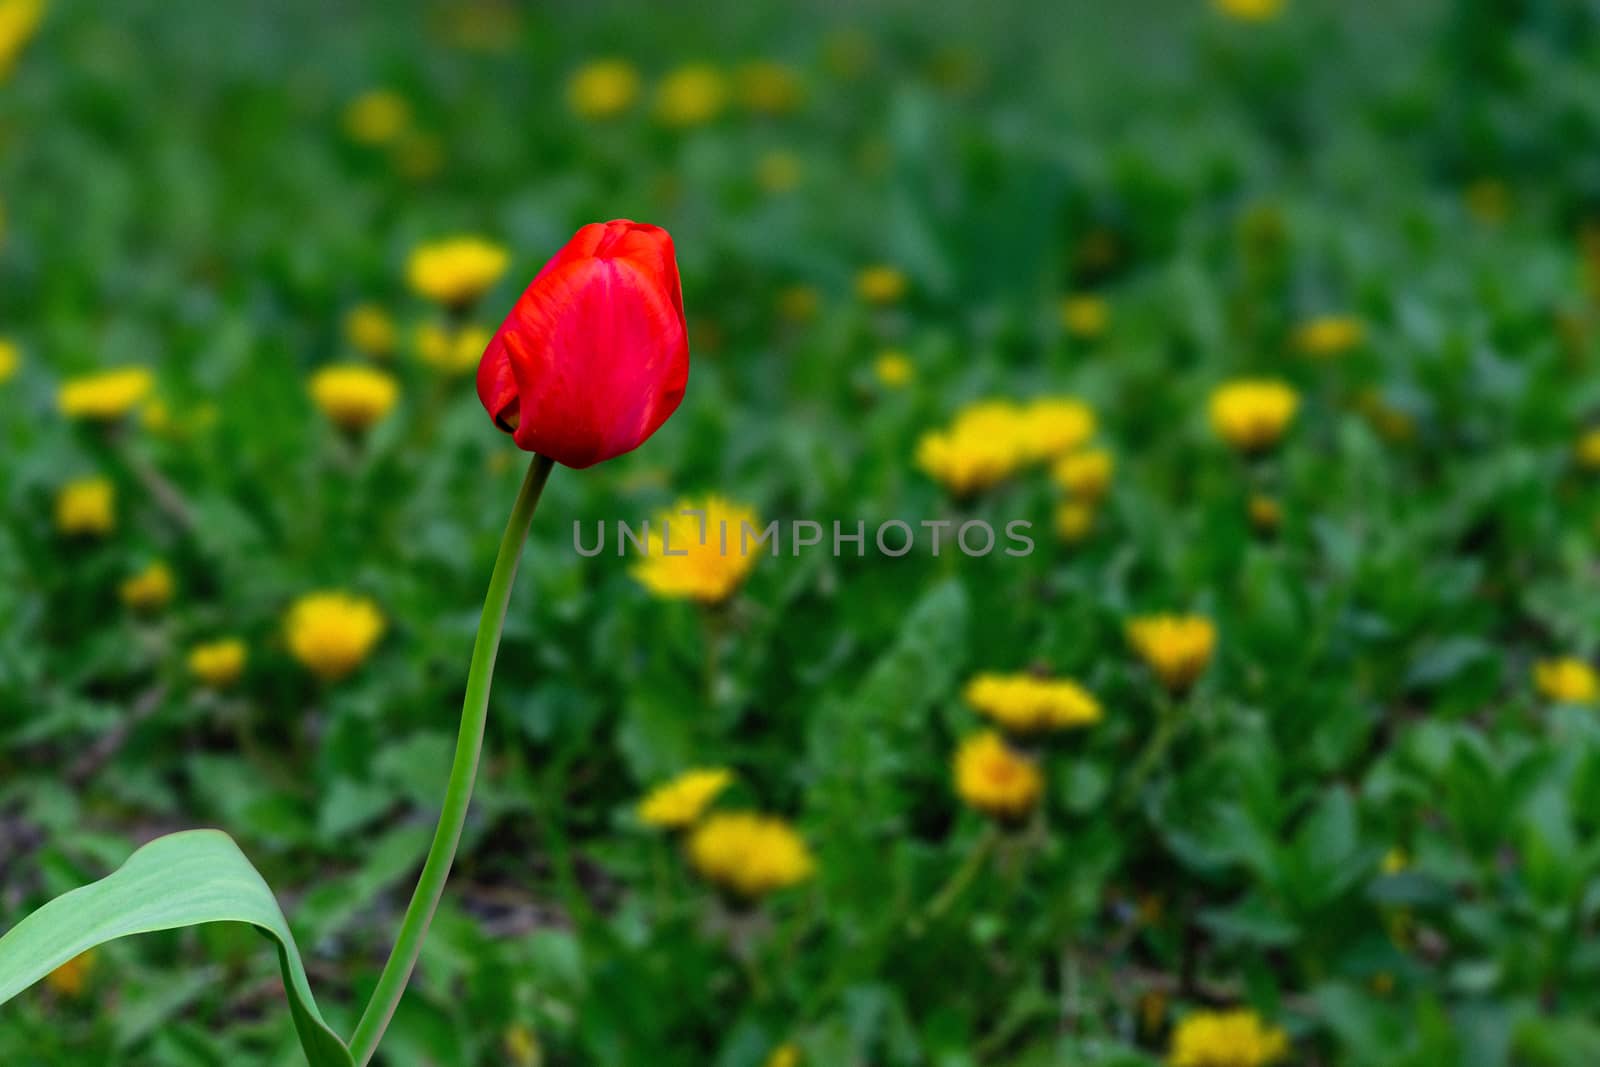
477 220 689 467
475 333 519 431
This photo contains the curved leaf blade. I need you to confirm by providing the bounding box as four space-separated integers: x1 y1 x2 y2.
0 829 352 1067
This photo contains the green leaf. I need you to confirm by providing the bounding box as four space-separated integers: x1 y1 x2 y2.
0 829 352 1067
1197 895 1301 947
806 577 970 821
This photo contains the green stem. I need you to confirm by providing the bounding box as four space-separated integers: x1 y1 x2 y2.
348 454 555 1065
536 755 603 935
701 602 726 705
916 825 999 929
650 834 680 924
125 449 199 535
1122 688 1183 806
729 916 771 1002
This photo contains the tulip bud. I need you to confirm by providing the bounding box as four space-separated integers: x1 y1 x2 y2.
476 220 689 468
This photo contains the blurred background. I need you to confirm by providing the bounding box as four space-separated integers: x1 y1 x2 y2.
7 0 1600 1064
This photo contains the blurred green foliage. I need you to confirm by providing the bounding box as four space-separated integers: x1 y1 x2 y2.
6 0 1600 1064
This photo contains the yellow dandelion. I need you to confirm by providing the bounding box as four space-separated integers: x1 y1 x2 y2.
963 672 1102 734
823 29 874 80
755 149 803 194
567 58 640 120
415 322 491 376
1534 657 1599 705
0 337 19 383
140 401 217 441
764 1044 802 1067
686 812 814 899
1575 428 1600 471
956 400 1031 444
631 496 762 604
856 138 891 177
343 303 398 359
1584 220 1600 302
873 350 914 388
654 64 727 127
392 131 445 181
916 428 1020 498
1127 614 1217 694
440 2 522 53
285 591 386 682
1211 0 1286 21
188 638 248 690
1292 315 1364 359
1060 294 1109 339
855 264 908 305
406 236 509 308
1208 379 1298 454
927 46 980 91
55 477 114 537
0 0 46 81
1464 178 1509 225
44 950 95 998
140 399 174 436
310 364 398 433
637 768 735 830
1356 389 1414 443
504 1023 542 1067
1139 989 1169 1038
737 61 803 114
58 367 154 421
1075 228 1121 272
953 731 1042 823
1381 847 1409 875
343 89 410 146
1247 494 1281 535
1238 202 1287 254
1054 500 1096 544
1051 448 1113 501
776 284 821 323
1019 396 1097 461
915 399 1042 496
137 402 172 431
120 561 174 612
1168 1008 1288 1067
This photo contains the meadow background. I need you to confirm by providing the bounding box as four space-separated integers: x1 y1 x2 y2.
5 0 1600 1064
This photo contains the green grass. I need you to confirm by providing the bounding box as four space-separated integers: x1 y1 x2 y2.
5 0 1600 1064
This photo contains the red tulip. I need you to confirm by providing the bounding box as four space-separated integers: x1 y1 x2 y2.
476 220 689 468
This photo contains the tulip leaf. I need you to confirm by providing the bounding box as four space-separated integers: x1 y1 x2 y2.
0 829 352 1067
